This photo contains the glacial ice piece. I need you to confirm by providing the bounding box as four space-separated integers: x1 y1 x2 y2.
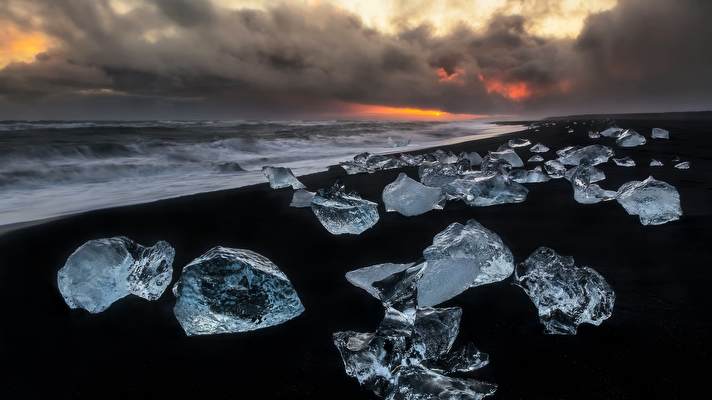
290 189 315 208
511 166 551 184
57 237 175 313
346 262 417 299
419 220 514 306
600 127 624 138
488 149 524 167
588 130 601 139
616 129 647 147
262 166 306 189
419 162 467 188
557 145 614 166
651 128 670 139
564 164 605 183
424 342 489 374
445 173 528 207
650 159 664 167
508 138 531 148
555 145 579 158
312 182 379 234
544 160 567 178
674 161 690 169
616 176 682 225
529 143 550 153
399 153 425 167
340 161 370 175
528 155 544 163
570 163 616 204
432 149 459 164
387 365 497 400
173 247 304 336
515 247 615 335
613 156 636 167
567 128 575 134
382 173 444 216
462 151 483 167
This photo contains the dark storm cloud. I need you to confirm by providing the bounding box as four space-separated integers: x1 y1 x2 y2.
0 0 710 119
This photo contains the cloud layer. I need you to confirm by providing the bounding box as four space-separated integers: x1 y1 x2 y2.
0 0 710 119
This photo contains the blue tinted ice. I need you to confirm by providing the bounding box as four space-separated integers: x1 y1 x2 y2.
616 176 682 225
312 182 379 234
382 173 444 216
616 129 647 147
262 166 306 189
651 128 670 139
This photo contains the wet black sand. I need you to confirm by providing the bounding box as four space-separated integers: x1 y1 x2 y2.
1 115 711 399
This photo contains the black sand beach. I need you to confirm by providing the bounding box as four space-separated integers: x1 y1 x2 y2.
1 115 711 399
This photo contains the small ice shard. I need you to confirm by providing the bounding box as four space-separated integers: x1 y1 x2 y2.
544 160 567 179
462 151 483 167
600 127 624 138
262 166 306 189
488 148 524 167
529 143 550 153
555 145 579 158
432 149 459 164
557 145 614 166
570 162 616 204
567 128 574 134
615 129 647 147
399 153 425 167
388 136 411 147
424 342 489 374
382 173 444 216
346 262 416 299
651 128 670 139
515 247 615 335
387 365 497 400
419 162 467 188
57 237 175 313
616 176 682 225
508 138 531 148
173 247 304 336
444 173 528 207
528 155 544 162
650 159 664 167
289 189 315 208
674 161 690 169
588 130 601 139
312 182 379 235
511 166 551 184
420 220 514 306
613 156 636 167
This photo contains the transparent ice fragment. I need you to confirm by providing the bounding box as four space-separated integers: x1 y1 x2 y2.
515 247 615 335
570 163 615 204
616 176 682 225
399 153 425 167
565 164 605 183
615 129 647 147
650 159 664 167
312 182 379 234
461 151 483 167
424 342 489 374
674 161 690 169
419 162 468 188
382 173 444 216
555 145 579 158
346 262 417 299
528 155 544 163
544 160 567 179
431 149 460 164
387 365 497 400
445 173 528 207
172 247 304 336
262 166 306 189
613 156 636 167
511 166 551 184
588 130 601 139
57 237 175 313
488 149 524 167
508 138 531 148
651 128 670 139
600 127 624 138
557 145 614 166
529 143 550 153
289 189 315 208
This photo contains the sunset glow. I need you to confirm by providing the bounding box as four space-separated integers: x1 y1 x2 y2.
0 24 52 68
346 103 483 120
479 74 533 101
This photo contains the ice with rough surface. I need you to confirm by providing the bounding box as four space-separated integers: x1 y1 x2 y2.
383 173 444 216
173 247 304 336
674 161 690 169
529 143 550 153
565 163 605 183
651 128 670 139
528 154 544 162
511 166 551 184
346 262 417 299
570 163 615 204
588 130 601 139
613 156 636 167
515 247 615 335
650 159 664 167
58 237 175 313
419 162 467 188
508 138 531 148
600 127 624 138
262 166 306 189
488 149 524 167
387 365 497 400
445 172 528 207
290 189 315 208
462 151 483 167
312 182 379 234
544 160 567 178
616 129 647 147
616 176 682 225
424 342 489 374
557 145 614 166
432 149 459 164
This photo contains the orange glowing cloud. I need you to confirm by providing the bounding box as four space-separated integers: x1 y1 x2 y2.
346 103 483 121
478 74 532 101
436 67 465 85
0 23 53 68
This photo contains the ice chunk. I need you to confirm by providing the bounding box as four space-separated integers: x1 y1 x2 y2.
488 149 524 167
616 129 647 147
544 160 567 179
346 263 417 299
600 127 624 138
616 176 682 225
528 155 544 162
564 164 605 183
173 247 304 336
382 173 444 216
508 138 531 148
420 220 514 306
557 145 614 166
419 162 467 188
588 130 601 139
567 128 575 134
570 163 616 204
445 173 528 207
387 365 497 400
431 149 459 164
424 342 489 374
399 153 425 167
462 151 483 167
651 128 670 139
289 189 315 208
650 159 664 167
511 166 551 184
613 156 636 167
340 161 369 175
57 237 175 313
312 182 379 234
262 166 306 189
674 161 690 169
515 247 615 335
555 145 579 158
529 143 550 153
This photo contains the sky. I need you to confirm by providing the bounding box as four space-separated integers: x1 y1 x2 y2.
0 0 711 120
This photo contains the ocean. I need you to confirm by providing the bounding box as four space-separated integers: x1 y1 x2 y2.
0 119 523 229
